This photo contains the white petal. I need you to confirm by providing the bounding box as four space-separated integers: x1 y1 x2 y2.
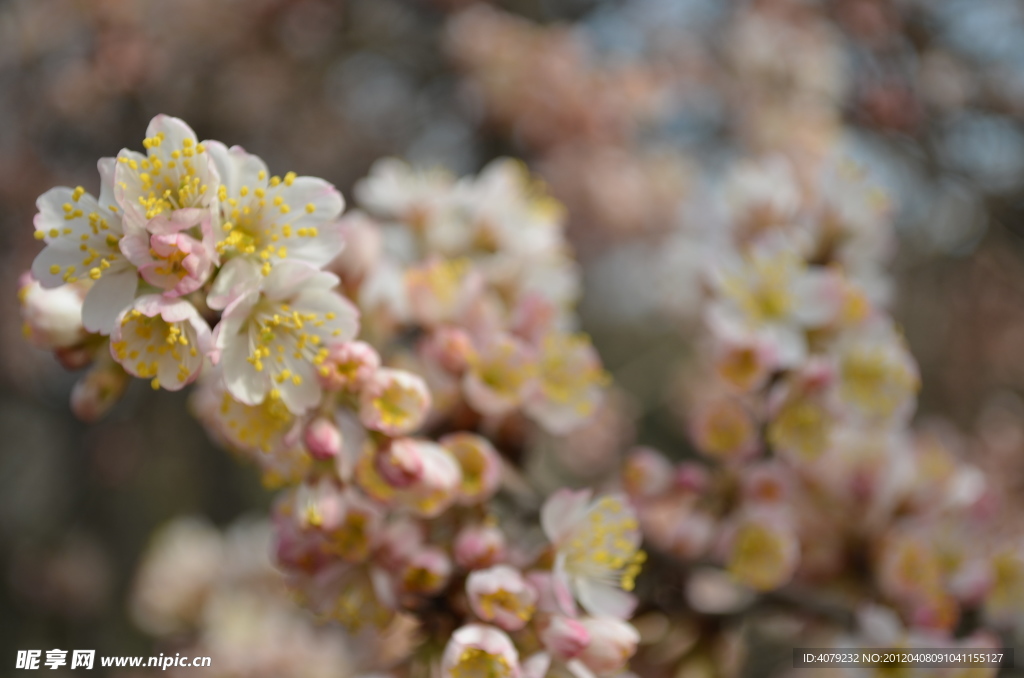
204 141 268 198
82 269 138 334
207 257 262 311
278 364 320 414
574 578 637 620
541 488 592 544
222 337 268 406
146 115 198 153
31 246 83 288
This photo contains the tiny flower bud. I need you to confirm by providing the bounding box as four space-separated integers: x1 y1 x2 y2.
420 327 474 372
384 439 463 518
466 565 537 631
359 368 431 436
441 432 502 505
400 546 452 596
318 341 381 392
454 523 507 570
540 615 591 660
303 417 343 460
623 446 674 499
375 438 425 489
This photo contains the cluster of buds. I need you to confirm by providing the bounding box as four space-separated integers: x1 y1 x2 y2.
21 116 641 676
624 153 1011 670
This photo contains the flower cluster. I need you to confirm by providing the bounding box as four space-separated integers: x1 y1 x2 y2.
21 116 640 677
623 153 1009 673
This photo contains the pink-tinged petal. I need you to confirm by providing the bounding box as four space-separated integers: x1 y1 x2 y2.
82 269 138 334
574 578 637 620
541 488 592 544
119 229 153 268
207 257 262 311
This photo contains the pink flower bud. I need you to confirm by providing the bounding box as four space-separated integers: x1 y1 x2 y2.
359 368 431 436
420 327 474 372
400 546 452 596
454 524 507 570
441 433 502 505
466 565 537 631
380 439 463 518
623 446 674 499
375 438 425 488
576 617 640 675
318 341 381 392
540 616 591 660
303 417 343 460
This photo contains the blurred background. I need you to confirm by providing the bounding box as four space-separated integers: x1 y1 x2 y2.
4 0 1024 673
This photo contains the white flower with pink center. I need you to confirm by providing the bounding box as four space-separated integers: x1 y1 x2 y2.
110 295 212 391
31 160 138 334
541 490 645 620
466 565 537 631
441 624 520 678
214 261 359 414
370 439 463 518
120 208 217 297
